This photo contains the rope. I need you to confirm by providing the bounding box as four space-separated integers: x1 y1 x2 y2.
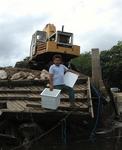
10 111 73 150
61 119 67 144
62 119 67 144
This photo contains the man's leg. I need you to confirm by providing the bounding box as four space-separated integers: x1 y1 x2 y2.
54 85 64 90
63 85 75 104
54 85 76 107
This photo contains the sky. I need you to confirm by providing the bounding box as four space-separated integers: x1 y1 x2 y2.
0 0 122 66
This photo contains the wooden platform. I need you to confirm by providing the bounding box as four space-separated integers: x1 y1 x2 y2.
0 77 94 117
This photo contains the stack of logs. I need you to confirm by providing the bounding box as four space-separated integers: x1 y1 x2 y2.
0 68 49 81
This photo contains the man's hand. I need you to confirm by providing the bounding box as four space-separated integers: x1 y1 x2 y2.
49 85 54 91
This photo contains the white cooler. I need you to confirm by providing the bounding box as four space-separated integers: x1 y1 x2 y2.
64 71 79 88
40 88 61 110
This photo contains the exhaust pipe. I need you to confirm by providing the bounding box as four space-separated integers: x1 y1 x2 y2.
62 25 64 32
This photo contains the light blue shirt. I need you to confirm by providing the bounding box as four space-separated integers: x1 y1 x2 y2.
49 64 68 85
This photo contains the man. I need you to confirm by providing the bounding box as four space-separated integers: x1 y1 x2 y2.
49 54 76 107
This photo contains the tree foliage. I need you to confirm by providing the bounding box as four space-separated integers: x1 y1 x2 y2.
71 41 122 90
100 41 122 89
71 52 92 76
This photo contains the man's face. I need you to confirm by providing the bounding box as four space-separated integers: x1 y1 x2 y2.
53 58 62 66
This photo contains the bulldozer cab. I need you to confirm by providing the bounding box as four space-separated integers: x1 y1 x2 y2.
30 31 46 57
48 31 73 47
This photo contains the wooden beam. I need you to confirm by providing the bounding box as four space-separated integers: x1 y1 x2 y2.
87 77 94 118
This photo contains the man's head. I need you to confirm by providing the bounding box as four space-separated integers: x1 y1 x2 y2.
52 54 63 66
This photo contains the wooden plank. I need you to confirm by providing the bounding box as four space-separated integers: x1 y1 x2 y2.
2 101 89 113
26 103 42 108
7 101 18 111
0 89 40 94
26 102 88 112
87 77 94 118
0 85 86 97
15 100 26 109
0 94 41 101
0 89 88 100
58 105 88 112
7 100 25 112
11 101 25 111
0 86 44 93
0 80 48 87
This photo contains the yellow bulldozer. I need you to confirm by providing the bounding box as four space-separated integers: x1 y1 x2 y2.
29 23 80 69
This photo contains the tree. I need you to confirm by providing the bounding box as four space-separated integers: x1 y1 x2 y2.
71 41 122 90
71 52 92 76
100 41 122 89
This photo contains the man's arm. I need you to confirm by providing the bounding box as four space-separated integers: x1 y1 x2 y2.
49 73 54 91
